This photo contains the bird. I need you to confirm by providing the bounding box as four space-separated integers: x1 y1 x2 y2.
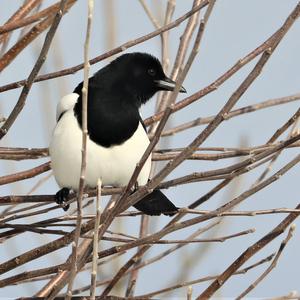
49 52 186 216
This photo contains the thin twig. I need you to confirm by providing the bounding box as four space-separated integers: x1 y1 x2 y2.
0 162 50 185
236 225 296 299
138 0 160 29
0 0 69 139
66 0 93 298
99 228 255 244
133 254 275 298
0 0 76 35
90 179 102 299
268 107 300 144
125 215 149 297
182 208 300 217
187 286 193 300
161 93 300 137
0 0 42 48
198 204 300 298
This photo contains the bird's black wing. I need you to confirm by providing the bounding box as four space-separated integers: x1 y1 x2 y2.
73 81 140 147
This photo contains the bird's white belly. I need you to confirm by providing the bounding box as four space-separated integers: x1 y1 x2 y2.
49 110 151 189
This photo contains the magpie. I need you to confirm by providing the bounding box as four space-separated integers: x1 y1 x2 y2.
49 52 186 216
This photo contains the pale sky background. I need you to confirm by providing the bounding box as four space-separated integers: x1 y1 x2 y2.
1 0 300 298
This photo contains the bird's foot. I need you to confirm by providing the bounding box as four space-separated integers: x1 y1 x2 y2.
55 187 70 211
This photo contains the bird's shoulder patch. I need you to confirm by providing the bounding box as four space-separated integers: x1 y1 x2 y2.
56 93 79 122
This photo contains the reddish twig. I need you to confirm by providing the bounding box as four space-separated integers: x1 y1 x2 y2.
0 162 50 186
0 0 76 35
0 0 42 46
0 0 70 139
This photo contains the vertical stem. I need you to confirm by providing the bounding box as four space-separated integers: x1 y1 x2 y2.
90 179 102 299
125 214 149 297
66 0 94 298
187 286 193 300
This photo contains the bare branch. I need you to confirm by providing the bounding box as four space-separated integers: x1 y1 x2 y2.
0 0 71 139
66 0 94 298
90 179 102 299
198 204 300 298
237 225 296 299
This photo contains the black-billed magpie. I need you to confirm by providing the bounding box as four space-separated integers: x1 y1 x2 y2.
49 52 186 216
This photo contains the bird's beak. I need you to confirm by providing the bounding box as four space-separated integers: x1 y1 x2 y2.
155 77 187 93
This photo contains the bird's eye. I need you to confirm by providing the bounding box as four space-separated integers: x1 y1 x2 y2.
148 68 156 76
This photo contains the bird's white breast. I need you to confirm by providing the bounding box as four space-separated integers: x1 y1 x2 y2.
49 96 151 190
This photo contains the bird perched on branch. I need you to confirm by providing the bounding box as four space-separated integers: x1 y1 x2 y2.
49 52 186 216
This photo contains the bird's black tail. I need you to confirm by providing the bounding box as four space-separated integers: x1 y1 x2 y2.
133 190 178 216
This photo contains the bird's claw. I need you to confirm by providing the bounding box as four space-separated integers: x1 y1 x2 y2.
55 188 70 211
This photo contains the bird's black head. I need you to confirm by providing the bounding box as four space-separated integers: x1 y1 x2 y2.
94 52 186 107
